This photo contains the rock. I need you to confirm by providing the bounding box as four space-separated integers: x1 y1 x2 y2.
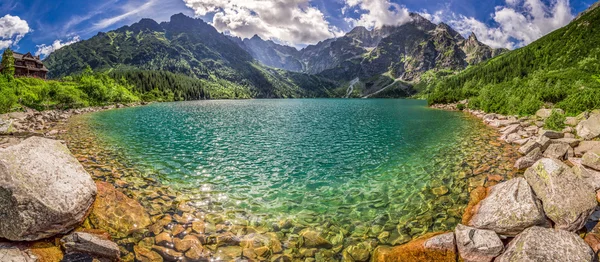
0 243 36 262
184 244 210 261
300 230 332 249
576 113 600 140
582 148 600 171
513 138 530 145
423 232 455 251
173 235 200 252
155 232 173 247
551 138 581 147
585 233 600 253
536 135 551 151
0 119 13 134
539 129 564 139
543 143 571 160
29 242 64 262
383 233 456 262
431 186 449 196
134 245 164 262
496 226 593 262
505 133 521 143
571 158 600 190
536 109 558 119
500 124 520 141
565 117 579 126
524 158 597 231
152 245 184 261
455 224 503 262
89 181 151 238
518 140 540 155
343 242 372 262
0 137 97 241
468 178 546 236
575 141 600 157
515 147 543 170
61 232 120 260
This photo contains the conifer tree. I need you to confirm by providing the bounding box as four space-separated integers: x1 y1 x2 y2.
1 48 15 77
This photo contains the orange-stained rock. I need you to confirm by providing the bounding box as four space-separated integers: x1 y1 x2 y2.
75 228 112 241
134 245 163 262
29 242 64 262
89 181 151 238
462 186 490 225
373 233 456 262
585 233 600 253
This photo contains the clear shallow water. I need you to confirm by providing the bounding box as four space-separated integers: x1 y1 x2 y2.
86 99 498 228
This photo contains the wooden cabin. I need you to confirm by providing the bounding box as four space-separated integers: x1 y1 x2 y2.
0 52 48 79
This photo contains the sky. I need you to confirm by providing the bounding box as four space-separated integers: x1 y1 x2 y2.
0 0 595 58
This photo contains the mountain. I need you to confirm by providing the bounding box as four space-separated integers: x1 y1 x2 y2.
44 14 337 98
231 13 505 83
427 2 600 115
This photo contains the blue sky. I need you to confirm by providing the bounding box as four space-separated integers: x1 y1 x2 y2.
0 0 595 57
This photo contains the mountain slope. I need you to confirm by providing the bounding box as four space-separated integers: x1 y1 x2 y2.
44 14 337 98
427 2 600 115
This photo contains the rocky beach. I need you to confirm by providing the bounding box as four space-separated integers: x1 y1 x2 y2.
0 101 599 262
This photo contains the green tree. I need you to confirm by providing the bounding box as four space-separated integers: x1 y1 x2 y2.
1 48 15 77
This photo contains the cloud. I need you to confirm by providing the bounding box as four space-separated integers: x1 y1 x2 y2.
0 14 30 49
343 0 412 29
182 0 343 46
423 0 574 49
91 0 156 32
35 35 81 58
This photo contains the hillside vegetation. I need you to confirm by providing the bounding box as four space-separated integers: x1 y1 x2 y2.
426 5 600 116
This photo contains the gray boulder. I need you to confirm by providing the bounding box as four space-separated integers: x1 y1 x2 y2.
515 147 543 170
0 243 35 262
496 226 593 262
0 120 13 135
0 137 97 241
551 138 581 147
61 232 120 259
524 158 596 231
576 113 600 140
543 143 571 160
539 129 564 139
518 140 540 155
570 158 600 190
575 141 600 157
582 148 600 171
455 224 503 262
423 232 455 251
468 178 546 236
536 109 559 119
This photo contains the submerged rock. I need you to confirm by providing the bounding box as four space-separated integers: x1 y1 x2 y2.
524 158 596 231
89 181 151 238
381 233 456 262
455 224 503 262
496 226 593 262
300 230 332 249
0 137 96 241
468 178 546 236
61 232 120 260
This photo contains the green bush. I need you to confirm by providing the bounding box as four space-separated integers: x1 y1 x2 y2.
544 110 566 131
456 104 465 110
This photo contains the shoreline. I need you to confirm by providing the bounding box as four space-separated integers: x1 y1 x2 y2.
1 100 599 261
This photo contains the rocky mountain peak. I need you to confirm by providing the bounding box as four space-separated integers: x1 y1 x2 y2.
128 18 162 33
468 32 479 42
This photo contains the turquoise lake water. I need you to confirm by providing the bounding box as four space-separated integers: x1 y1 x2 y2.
87 99 501 235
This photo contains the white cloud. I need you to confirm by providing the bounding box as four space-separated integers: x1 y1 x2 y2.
182 0 343 46
35 35 81 58
92 0 156 32
423 0 574 49
343 0 412 29
0 14 30 49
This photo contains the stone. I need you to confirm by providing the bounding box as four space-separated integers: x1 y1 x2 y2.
382 233 456 262
0 119 13 135
536 109 558 119
513 138 530 145
539 129 564 139
496 226 593 262
184 244 210 261
468 178 546 236
455 224 503 262
505 133 521 143
565 117 579 126
29 242 63 262
571 158 600 190
543 143 571 160
431 186 449 196
134 245 163 262
576 113 600 140
500 124 520 141
582 148 600 171
61 232 120 260
343 242 371 262
462 187 489 225
173 235 201 252
155 232 173 247
575 141 600 157
515 147 543 170
524 158 597 231
0 137 96 241
152 245 184 261
89 181 151 238
300 230 332 249
518 140 540 155
0 243 36 262
551 138 581 147
423 232 455 251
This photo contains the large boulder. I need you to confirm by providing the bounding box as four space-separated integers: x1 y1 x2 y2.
455 224 503 262
570 158 600 190
524 158 597 231
468 178 546 236
496 226 593 262
89 182 151 238
518 140 540 155
582 148 600 171
543 143 571 160
515 147 543 170
0 137 97 241
0 119 13 135
576 113 600 140
536 109 556 119
0 243 36 262
575 141 600 157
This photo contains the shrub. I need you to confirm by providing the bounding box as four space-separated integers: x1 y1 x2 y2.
456 104 465 111
544 110 566 131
